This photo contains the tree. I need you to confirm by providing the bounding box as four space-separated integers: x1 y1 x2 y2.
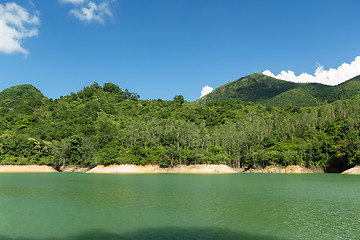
103 83 120 94
173 95 185 104
51 140 70 168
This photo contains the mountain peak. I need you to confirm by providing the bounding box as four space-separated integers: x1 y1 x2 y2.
197 73 360 107
0 84 46 107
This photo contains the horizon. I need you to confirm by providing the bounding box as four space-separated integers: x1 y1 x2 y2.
1 0 360 101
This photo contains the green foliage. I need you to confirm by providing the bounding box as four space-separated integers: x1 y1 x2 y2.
0 85 45 108
0 80 360 172
173 95 185 104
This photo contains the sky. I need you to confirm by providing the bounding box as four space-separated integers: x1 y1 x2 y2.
1 0 360 101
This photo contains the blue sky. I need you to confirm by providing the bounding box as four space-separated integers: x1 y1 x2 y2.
1 0 360 101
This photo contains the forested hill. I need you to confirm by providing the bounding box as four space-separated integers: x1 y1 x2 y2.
1 81 360 172
0 85 46 108
197 73 360 107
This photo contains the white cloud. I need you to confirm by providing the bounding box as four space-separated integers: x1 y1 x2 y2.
60 0 86 4
200 85 214 98
61 0 113 24
0 2 39 55
263 56 360 86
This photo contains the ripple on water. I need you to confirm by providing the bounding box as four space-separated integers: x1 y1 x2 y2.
0 173 359 239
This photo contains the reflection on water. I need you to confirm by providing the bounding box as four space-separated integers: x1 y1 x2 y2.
0 173 359 239
0 227 280 240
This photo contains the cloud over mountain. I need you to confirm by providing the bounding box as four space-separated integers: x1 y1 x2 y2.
263 56 360 86
200 85 214 98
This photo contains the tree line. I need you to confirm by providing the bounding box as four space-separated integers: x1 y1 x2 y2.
0 82 359 172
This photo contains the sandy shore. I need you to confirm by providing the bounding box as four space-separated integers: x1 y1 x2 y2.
341 166 360 174
87 164 238 174
0 164 325 174
246 165 324 174
0 165 57 173
86 164 323 174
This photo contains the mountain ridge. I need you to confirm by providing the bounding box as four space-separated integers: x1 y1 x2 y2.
196 73 360 107
2 73 360 108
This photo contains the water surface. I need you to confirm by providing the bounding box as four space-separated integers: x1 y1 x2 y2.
0 173 359 239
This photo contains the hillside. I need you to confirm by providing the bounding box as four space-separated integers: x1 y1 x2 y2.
0 84 46 108
197 73 360 107
0 81 359 171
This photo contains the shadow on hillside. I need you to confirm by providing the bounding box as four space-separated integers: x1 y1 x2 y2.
0 226 282 240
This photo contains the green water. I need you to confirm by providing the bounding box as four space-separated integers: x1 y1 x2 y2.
0 173 359 240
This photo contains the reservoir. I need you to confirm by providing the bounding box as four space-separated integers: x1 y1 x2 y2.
0 173 359 239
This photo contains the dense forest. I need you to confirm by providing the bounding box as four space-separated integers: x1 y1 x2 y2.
0 81 360 172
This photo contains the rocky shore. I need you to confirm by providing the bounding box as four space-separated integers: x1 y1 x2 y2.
59 166 92 172
246 165 324 174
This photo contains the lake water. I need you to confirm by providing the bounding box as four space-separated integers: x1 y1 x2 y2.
0 173 359 240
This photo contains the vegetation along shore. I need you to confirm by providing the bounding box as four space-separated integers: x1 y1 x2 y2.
1 73 360 173
2 164 360 174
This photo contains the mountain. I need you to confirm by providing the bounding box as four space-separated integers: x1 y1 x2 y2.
196 73 360 107
0 84 46 107
0 81 358 171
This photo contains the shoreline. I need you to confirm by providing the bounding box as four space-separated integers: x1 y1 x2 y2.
341 165 360 174
86 164 239 174
246 165 324 174
86 164 325 174
0 165 57 173
1 164 358 174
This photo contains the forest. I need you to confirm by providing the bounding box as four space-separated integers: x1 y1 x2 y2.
0 82 359 172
